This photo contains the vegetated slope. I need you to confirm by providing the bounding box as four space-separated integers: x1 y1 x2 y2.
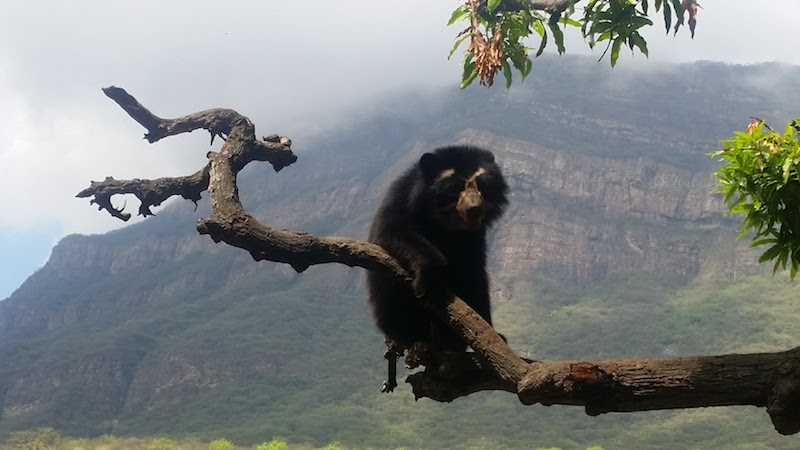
1 57 799 449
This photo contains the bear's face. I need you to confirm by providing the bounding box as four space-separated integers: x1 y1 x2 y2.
418 148 508 232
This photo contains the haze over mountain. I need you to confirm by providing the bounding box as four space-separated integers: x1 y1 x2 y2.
2 57 800 449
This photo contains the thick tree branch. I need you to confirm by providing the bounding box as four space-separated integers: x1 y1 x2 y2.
494 0 580 14
78 87 800 435
518 349 800 436
76 170 208 220
77 87 297 219
521 0 578 13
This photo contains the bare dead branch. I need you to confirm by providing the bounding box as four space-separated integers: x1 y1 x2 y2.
76 170 208 218
78 87 800 435
104 86 242 145
78 87 297 219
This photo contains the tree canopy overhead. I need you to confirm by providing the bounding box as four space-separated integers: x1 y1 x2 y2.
449 0 700 88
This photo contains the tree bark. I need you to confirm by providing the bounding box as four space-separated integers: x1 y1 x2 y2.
522 0 578 13
78 87 800 435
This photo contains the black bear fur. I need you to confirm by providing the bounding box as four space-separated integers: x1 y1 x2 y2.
366 145 509 354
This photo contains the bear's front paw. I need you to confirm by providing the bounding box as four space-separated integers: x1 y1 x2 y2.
412 266 448 301
411 273 430 299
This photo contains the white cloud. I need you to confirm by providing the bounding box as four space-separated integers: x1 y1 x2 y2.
0 0 798 298
0 1 463 237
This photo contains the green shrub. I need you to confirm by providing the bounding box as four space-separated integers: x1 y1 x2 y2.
148 436 180 450
712 118 800 276
322 442 347 450
256 437 289 450
60 438 89 449
7 428 60 450
208 438 235 450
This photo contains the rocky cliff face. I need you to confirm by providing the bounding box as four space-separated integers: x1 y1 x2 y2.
460 130 760 291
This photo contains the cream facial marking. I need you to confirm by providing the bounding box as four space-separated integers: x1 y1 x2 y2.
464 167 486 188
436 168 456 182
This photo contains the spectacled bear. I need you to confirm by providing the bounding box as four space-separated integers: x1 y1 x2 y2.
366 145 509 390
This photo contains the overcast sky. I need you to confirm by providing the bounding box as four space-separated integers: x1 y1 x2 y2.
1 1 799 299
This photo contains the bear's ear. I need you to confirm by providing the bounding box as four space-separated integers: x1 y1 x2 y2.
419 153 440 181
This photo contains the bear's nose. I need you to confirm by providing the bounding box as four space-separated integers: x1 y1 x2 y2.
465 204 482 221
458 189 484 225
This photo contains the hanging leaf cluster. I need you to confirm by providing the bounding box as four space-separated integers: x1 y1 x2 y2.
448 0 698 89
673 0 701 38
711 119 800 278
448 0 543 88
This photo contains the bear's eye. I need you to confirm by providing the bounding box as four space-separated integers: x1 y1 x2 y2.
435 177 461 191
475 175 493 192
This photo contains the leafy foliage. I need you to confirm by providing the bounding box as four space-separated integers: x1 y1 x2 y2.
582 0 654 66
256 438 289 450
711 118 800 277
448 0 694 88
6 428 59 450
208 439 236 450
0 434 365 450
149 436 181 450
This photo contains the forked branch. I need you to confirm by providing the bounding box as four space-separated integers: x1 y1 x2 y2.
78 87 800 435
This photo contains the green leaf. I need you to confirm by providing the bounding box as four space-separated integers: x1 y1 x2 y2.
522 57 533 82
737 223 754 240
782 158 794 184
461 70 478 89
447 5 470 26
759 244 783 263
610 37 623 67
460 55 477 89
535 28 548 57
592 21 614 35
629 32 648 57
671 0 685 23
559 18 583 28
751 238 777 248
778 249 789 271
502 59 513 89
461 64 478 89
662 1 672 34
629 16 654 29
532 20 545 38
448 33 471 59
487 0 501 13
548 21 565 54
774 254 785 274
